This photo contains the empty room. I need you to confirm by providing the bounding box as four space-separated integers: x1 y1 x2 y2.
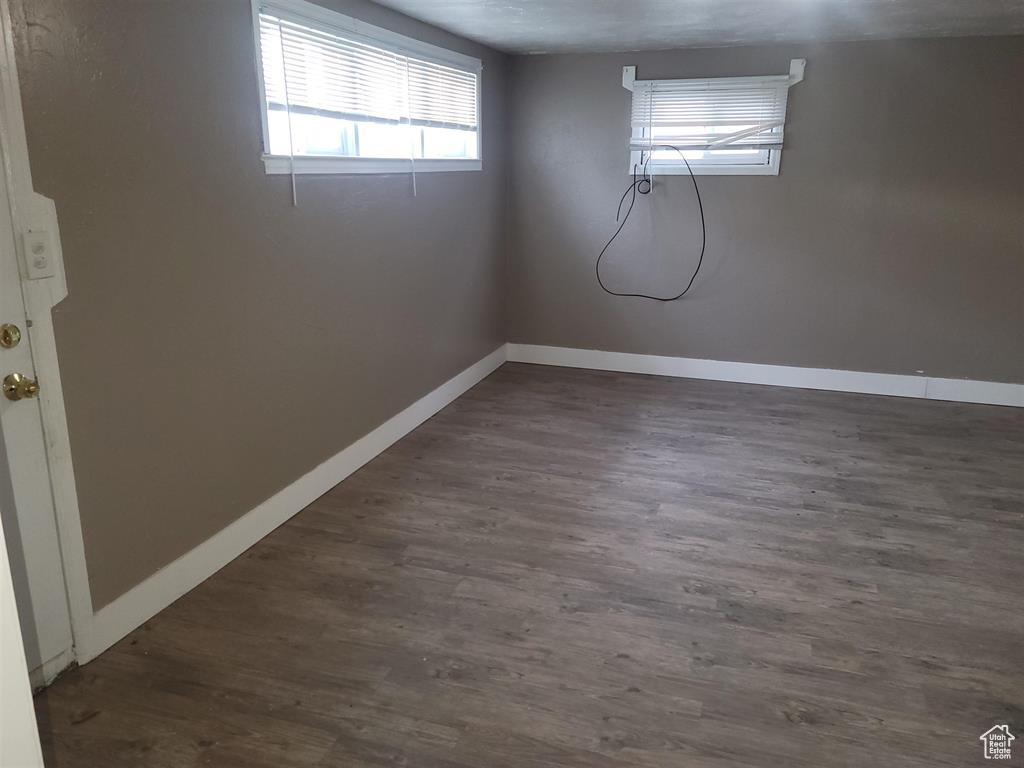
0 0 1022 766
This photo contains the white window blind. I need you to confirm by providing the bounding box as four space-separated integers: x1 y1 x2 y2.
254 0 482 174
630 75 791 152
625 61 804 176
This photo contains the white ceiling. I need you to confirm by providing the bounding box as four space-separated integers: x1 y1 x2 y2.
368 0 1024 54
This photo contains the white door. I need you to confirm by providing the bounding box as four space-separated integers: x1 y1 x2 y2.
0 490 45 768
0 92 73 678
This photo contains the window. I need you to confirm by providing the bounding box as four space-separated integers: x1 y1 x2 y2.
253 0 482 175
625 60 804 176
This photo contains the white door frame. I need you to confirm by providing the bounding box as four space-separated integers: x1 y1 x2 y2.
0 0 94 673
0 505 44 768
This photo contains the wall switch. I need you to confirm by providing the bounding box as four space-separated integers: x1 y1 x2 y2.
22 230 55 279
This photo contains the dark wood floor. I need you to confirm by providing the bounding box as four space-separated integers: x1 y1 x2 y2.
35 363 1024 767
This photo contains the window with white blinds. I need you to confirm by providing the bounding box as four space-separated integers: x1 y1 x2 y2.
628 65 802 176
253 0 482 174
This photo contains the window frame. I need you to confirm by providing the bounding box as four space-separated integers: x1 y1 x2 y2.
625 66 801 178
251 0 484 175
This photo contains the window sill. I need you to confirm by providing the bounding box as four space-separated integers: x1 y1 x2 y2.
262 155 482 175
632 162 780 177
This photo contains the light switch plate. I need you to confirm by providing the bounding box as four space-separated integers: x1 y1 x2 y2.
22 230 55 279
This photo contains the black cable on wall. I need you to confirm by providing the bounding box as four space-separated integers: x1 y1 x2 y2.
596 146 707 302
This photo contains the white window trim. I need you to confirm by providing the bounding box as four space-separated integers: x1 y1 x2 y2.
628 149 782 177
250 0 484 175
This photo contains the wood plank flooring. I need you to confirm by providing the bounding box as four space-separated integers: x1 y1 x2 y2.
34 363 1024 767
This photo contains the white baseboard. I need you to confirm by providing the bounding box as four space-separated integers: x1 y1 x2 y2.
506 344 1024 408
28 647 74 690
82 346 507 663
76 341 1020 663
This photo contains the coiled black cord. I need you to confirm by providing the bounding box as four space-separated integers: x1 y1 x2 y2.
596 146 706 302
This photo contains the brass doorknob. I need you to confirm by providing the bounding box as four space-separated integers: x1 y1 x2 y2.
0 323 20 349
3 373 40 401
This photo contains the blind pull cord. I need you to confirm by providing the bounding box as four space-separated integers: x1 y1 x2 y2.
277 21 298 207
647 81 656 194
404 57 418 198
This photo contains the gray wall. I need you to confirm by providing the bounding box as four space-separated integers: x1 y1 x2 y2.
13 0 508 609
507 37 1024 383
